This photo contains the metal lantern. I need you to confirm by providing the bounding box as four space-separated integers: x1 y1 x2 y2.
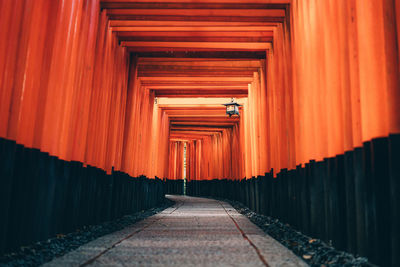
222 98 241 117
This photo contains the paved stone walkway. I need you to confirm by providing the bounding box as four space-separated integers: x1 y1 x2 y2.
44 195 308 267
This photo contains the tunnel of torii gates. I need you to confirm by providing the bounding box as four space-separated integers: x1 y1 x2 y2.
0 0 400 266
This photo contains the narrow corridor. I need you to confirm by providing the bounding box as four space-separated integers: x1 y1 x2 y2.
1 1 399 266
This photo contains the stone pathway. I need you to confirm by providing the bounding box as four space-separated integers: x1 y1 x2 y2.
44 195 308 267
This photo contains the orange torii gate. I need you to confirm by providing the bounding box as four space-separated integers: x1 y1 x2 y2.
0 1 399 266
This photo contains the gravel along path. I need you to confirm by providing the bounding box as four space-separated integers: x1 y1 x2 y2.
226 199 376 267
0 199 173 267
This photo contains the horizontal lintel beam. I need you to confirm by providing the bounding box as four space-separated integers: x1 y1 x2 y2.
106 9 285 17
122 41 271 50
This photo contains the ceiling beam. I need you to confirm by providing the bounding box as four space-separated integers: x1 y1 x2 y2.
138 72 254 77
171 121 237 126
109 20 278 27
122 41 271 50
117 32 272 37
139 76 254 82
145 85 248 89
106 9 285 17
171 125 233 130
131 51 266 59
138 59 262 67
118 36 272 43
138 64 259 71
112 26 275 32
101 0 290 4
154 90 248 97
102 2 287 9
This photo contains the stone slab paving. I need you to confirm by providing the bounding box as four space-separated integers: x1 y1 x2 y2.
44 195 308 267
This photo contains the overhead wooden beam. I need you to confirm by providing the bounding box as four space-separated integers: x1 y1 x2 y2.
101 0 290 3
109 20 278 27
166 115 230 118
154 90 248 97
112 26 275 32
170 133 218 138
160 106 228 110
127 47 265 53
171 122 238 126
172 129 225 133
139 72 255 77
139 76 254 82
139 64 259 71
132 51 266 59
138 59 262 67
117 31 273 37
169 139 203 142
102 3 288 10
170 130 223 135
171 125 233 130
119 37 272 43
170 117 240 123
108 15 284 22
106 9 285 17
142 82 250 88
170 133 226 138
146 85 249 89
167 115 228 117
121 41 271 50
157 94 246 97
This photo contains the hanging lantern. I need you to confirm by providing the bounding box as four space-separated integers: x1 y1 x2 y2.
222 98 241 117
